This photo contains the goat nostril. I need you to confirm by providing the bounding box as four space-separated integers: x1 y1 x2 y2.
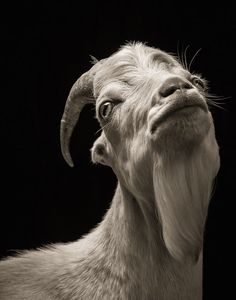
159 77 192 98
160 85 178 97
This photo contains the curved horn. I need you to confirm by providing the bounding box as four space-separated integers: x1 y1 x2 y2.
60 68 95 167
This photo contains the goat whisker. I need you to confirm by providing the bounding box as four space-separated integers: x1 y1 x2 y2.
188 48 202 72
183 44 190 71
206 97 228 111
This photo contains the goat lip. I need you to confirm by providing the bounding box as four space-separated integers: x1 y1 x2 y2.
150 102 207 134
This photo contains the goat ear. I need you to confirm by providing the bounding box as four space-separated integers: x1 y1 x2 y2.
153 157 214 265
91 134 111 166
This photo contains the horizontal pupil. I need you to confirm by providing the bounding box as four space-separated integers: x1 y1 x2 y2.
194 78 204 88
101 102 113 119
103 104 110 115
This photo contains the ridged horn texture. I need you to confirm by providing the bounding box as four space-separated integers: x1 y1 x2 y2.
60 68 96 167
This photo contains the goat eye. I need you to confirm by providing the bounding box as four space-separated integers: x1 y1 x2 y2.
192 77 205 90
99 101 115 120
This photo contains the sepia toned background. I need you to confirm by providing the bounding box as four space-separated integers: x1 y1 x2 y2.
1 1 235 299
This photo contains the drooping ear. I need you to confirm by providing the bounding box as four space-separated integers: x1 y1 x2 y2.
153 147 219 264
91 133 111 166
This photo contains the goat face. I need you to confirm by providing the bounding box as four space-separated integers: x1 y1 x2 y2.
61 42 220 263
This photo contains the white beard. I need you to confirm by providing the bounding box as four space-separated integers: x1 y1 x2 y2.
153 128 220 263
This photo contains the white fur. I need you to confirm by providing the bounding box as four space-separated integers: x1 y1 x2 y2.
0 42 220 299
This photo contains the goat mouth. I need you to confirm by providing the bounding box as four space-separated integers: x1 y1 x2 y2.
150 101 208 135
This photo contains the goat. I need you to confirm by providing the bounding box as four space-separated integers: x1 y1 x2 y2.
0 42 220 299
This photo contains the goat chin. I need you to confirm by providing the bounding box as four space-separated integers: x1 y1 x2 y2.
149 105 212 154
152 125 220 263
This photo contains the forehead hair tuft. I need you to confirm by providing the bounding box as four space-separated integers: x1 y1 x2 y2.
94 42 181 94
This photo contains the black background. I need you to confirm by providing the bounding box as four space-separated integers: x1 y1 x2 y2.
0 1 235 299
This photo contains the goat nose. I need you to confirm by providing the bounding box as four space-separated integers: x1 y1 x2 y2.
159 77 192 98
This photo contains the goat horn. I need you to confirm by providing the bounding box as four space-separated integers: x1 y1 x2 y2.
60 68 95 167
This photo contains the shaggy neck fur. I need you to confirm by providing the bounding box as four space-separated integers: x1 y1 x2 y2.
96 131 219 299
98 183 202 300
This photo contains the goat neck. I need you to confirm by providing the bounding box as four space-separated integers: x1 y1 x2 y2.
96 181 203 300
